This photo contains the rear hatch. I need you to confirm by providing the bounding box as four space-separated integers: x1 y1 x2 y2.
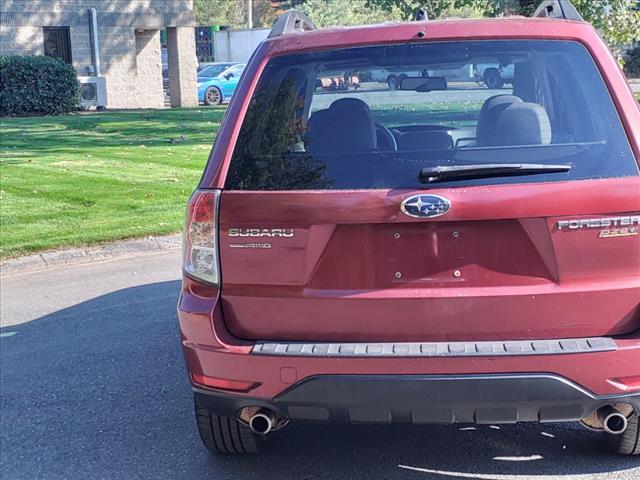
217 39 640 342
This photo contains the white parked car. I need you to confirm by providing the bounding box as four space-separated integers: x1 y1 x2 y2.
473 63 515 89
370 68 425 90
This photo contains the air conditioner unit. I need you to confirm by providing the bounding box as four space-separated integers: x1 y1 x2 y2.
77 76 107 108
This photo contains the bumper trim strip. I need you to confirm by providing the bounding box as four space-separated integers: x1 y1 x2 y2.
252 337 617 357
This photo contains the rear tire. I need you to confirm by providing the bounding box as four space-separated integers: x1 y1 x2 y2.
606 411 640 455
194 397 262 454
387 75 398 90
484 68 504 89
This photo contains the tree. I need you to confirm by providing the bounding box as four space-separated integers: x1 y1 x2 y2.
363 0 503 19
364 0 640 48
570 0 640 48
271 0 307 8
193 0 278 28
194 0 640 52
193 0 242 27
297 0 404 27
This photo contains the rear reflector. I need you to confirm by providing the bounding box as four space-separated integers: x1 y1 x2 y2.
190 373 260 392
183 189 220 285
609 376 640 391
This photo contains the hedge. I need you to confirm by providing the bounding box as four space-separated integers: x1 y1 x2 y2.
0 55 80 116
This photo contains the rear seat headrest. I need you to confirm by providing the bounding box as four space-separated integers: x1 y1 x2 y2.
329 97 373 114
306 97 377 154
495 102 552 146
476 95 523 146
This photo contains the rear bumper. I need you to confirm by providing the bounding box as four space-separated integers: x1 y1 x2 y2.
184 335 640 420
178 281 640 420
181 330 640 399
194 374 640 424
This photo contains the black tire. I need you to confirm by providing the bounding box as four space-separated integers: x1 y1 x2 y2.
484 68 504 89
606 411 640 455
387 75 398 90
194 397 262 454
204 86 222 105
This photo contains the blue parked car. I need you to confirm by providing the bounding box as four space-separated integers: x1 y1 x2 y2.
197 63 246 105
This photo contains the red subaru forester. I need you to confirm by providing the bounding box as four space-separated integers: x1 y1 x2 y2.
178 0 640 455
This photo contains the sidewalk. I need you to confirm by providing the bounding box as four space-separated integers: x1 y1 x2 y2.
1 234 181 275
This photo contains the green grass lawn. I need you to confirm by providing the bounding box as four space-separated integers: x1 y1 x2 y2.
1 93 637 259
0 108 225 259
372 101 483 127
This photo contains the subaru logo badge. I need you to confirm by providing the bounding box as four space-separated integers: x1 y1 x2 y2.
401 194 450 218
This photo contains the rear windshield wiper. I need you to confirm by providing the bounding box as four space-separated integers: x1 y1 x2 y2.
419 163 571 184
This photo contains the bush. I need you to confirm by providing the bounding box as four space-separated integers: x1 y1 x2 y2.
624 44 640 78
0 55 80 116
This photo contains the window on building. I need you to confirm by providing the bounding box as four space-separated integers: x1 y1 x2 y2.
43 27 72 64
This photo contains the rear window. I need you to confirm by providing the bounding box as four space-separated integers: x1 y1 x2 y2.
225 40 638 190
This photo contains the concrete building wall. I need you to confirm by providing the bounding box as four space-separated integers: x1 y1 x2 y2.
166 27 198 108
214 28 269 63
133 29 164 109
0 0 196 109
0 25 43 56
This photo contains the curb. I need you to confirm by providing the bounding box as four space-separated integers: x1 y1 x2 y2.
1 234 181 275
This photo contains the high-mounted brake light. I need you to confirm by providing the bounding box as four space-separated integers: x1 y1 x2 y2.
183 189 220 285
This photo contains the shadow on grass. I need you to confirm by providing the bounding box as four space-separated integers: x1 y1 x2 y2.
1 281 638 479
0 108 227 154
1 106 482 161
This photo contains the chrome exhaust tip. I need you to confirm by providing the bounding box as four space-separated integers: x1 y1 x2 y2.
248 409 275 435
598 405 629 435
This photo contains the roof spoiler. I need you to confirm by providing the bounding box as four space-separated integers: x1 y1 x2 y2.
268 10 316 38
533 0 583 21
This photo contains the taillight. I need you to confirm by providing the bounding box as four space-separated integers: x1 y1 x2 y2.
183 189 220 285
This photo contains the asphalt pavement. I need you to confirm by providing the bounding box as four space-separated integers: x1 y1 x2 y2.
1 250 639 479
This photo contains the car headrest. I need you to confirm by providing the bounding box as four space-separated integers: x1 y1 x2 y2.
306 97 377 154
494 102 552 146
329 97 371 115
476 95 523 146
306 109 331 150
513 63 538 103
